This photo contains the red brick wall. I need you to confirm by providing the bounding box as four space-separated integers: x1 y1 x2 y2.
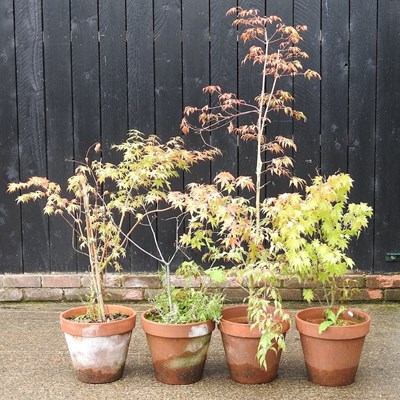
1 273 400 302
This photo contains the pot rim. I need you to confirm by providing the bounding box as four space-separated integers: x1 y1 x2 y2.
218 304 290 338
60 305 136 337
141 310 215 338
295 306 371 340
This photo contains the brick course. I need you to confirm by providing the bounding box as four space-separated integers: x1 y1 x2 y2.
366 274 400 289
0 272 399 302
385 289 400 301
24 288 63 301
3 275 41 288
42 275 81 288
0 288 23 302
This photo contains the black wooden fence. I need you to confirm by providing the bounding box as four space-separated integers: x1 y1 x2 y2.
0 0 399 274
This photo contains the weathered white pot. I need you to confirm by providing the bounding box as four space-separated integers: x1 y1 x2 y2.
60 305 136 383
141 311 215 384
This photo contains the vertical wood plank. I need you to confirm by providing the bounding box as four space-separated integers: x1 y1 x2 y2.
0 0 23 273
154 0 182 141
127 0 155 134
43 0 75 272
71 0 100 271
154 0 183 269
71 0 100 161
99 0 130 270
266 0 294 197
320 0 349 175
127 0 157 272
99 0 127 156
238 0 266 199
375 0 400 272
15 0 49 272
182 0 210 265
293 0 321 184
210 0 238 178
348 0 377 271
182 0 210 185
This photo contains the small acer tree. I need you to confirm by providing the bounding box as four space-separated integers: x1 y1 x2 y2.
8 130 218 322
177 7 320 368
181 7 320 230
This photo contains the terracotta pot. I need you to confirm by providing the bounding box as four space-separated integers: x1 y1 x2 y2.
141 311 215 384
60 305 136 384
218 304 290 384
295 306 371 386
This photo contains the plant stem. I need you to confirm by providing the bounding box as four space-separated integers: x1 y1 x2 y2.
81 181 106 321
255 34 278 232
164 262 173 313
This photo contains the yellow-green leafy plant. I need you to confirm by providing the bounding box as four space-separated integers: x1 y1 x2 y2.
8 130 217 323
264 173 373 332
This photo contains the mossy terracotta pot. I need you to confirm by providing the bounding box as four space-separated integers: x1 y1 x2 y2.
218 304 290 384
60 305 136 384
141 311 215 385
295 307 371 386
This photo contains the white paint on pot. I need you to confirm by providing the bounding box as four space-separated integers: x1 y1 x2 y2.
188 323 209 338
64 332 132 371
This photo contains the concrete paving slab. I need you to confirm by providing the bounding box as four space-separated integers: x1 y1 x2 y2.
0 302 399 400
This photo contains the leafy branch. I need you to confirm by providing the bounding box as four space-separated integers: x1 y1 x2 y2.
8 130 219 322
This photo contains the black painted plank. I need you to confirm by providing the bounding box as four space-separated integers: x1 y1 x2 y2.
71 0 100 272
348 0 377 272
266 0 294 197
127 0 155 134
154 0 182 142
210 0 238 178
320 0 349 175
99 0 130 270
43 0 75 272
293 0 321 184
0 1 23 273
99 0 127 156
154 0 183 270
238 0 266 199
127 0 157 272
15 0 49 272
182 0 210 185
71 0 100 162
375 0 400 272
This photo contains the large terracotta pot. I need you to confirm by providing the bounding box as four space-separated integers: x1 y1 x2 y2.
218 304 290 384
295 306 371 386
60 305 136 384
141 311 215 384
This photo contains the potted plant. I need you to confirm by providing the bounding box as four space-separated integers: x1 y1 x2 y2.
263 173 373 386
8 144 137 384
179 7 320 383
140 260 225 384
98 131 224 385
7 130 217 384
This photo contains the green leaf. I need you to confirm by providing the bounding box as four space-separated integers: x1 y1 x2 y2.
206 268 227 284
302 289 314 303
319 320 333 334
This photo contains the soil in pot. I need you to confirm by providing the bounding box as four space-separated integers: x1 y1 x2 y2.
218 304 290 384
141 311 215 385
60 305 136 384
295 307 371 386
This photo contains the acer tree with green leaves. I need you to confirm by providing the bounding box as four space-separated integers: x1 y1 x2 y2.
8 130 218 322
265 173 372 331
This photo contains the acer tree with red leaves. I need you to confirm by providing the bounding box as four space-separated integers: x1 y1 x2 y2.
177 7 321 368
181 7 320 230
